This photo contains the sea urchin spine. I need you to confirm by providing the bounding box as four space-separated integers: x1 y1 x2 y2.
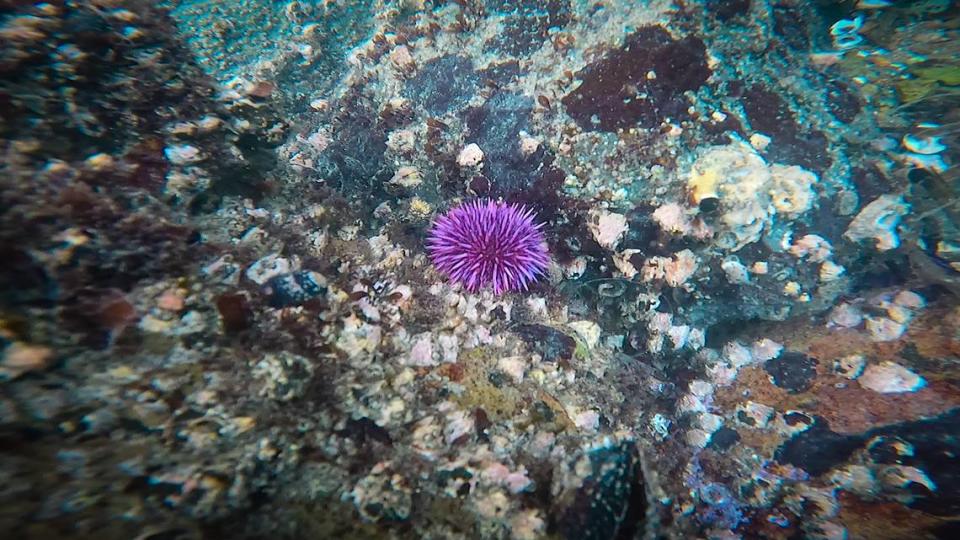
427 199 550 295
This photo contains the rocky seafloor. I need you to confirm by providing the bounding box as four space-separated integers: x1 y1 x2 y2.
1 0 959 538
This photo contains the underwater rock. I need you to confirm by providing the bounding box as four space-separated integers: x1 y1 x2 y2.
775 418 865 477
706 0 752 21
406 55 480 116
464 92 540 195
265 271 326 308
776 409 960 517
348 462 413 522
562 26 711 131
741 85 830 173
484 0 571 57
312 96 389 196
1 1 956 538
696 482 743 530
764 352 819 393
553 439 649 540
825 80 862 124
513 324 576 363
252 351 315 401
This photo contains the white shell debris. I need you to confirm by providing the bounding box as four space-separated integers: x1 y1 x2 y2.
497 356 526 384
456 143 484 168
901 152 949 173
652 203 692 235
902 133 946 155
245 254 292 285
819 261 846 283
829 302 863 328
737 401 775 428
858 361 925 394
406 333 435 366
749 133 772 150
568 320 601 349
389 165 423 188
830 15 864 50
894 290 925 309
650 413 671 439
642 249 698 287
723 341 755 368
721 257 750 284
789 234 833 262
879 465 937 493
443 408 474 444
865 316 906 342
574 410 600 432
834 354 866 380
587 209 628 251
164 144 202 165
751 338 783 361
518 132 540 156
844 195 910 251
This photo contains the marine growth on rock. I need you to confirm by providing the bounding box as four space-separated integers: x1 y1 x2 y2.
2 1 959 539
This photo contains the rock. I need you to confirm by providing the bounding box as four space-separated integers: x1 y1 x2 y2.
765 352 819 394
513 324 576 363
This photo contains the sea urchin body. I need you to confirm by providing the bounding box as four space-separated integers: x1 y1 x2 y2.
427 200 550 295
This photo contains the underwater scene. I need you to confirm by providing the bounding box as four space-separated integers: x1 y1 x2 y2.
1 0 959 538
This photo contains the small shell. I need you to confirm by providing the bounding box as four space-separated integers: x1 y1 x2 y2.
902 133 946 155
901 152 948 173
783 281 802 297
819 261 846 282
749 133 772 151
830 15 864 37
389 166 423 188
85 153 115 171
457 143 484 168
387 284 412 303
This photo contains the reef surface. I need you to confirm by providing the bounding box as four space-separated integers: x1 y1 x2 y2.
1 1 959 539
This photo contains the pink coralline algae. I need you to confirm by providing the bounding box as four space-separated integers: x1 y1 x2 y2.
427 199 550 295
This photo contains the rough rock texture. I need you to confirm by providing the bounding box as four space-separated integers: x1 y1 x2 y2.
562 26 712 132
2 0 958 539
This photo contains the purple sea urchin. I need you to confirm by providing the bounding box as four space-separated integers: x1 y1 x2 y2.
427 199 550 295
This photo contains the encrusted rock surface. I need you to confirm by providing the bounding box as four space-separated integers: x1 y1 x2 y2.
1 1 958 539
